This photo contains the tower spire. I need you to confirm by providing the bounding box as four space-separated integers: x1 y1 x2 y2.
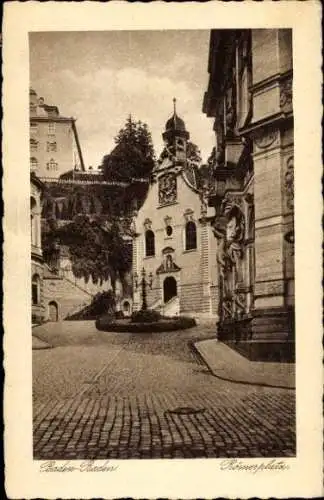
173 98 177 127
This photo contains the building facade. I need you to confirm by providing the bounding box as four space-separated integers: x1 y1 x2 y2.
31 172 44 323
30 88 85 178
133 104 218 319
203 29 294 361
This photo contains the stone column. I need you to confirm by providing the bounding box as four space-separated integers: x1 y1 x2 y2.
200 219 212 315
131 215 141 312
248 28 294 361
251 129 294 360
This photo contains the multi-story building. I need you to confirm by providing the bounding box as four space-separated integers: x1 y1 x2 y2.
31 172 44 323
203 29 294 361
29 88 85 178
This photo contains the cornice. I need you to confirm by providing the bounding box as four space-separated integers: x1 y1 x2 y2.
30 116 75 123
237 111 293 137
250 69 293 94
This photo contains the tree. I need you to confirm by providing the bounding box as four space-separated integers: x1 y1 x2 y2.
186 141 202 166
47 215 132 295
102 116 156 182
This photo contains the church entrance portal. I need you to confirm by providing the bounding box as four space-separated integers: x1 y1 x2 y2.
163 276 177 303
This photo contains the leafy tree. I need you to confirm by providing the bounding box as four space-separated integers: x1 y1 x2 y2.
186 141 202 166
46 215 132 295
103 116 156 182
196 164 213 191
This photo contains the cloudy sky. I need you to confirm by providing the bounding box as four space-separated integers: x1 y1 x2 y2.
30 30 215 169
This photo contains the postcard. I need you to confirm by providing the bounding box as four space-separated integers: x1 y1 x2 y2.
3 1 323 498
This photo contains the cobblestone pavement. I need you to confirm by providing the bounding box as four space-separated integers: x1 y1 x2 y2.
33 321 296 459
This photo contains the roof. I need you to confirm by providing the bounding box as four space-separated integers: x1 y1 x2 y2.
165 113 186 132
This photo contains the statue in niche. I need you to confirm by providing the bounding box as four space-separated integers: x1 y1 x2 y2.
166 254 173 270
212 204 245 318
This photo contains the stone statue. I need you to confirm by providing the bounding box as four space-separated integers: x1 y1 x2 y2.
212 205 245 309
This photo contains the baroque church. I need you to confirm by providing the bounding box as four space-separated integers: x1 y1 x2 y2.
134 28 294 363
133 101 219 320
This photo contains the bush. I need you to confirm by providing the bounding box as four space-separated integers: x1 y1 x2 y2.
32 314 43 325
96 314 196 332
95 312 115 330
115 310 125 319
66 290 116 320
131 309 161 323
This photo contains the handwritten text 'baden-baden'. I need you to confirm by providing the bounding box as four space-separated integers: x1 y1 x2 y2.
40 460 118 473
220 458 290 473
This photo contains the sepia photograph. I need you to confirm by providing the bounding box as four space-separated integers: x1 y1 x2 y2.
30 28 296 461
3 2 322 498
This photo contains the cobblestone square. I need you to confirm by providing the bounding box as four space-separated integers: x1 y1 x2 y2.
33 322 296 460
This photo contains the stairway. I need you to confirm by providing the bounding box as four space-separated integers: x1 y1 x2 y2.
160 296 180 317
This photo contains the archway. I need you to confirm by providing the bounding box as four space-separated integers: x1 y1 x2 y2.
163 276 177 303
48 301 59 322
123 300 131 316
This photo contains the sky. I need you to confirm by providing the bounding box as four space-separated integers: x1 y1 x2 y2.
30 30 215 169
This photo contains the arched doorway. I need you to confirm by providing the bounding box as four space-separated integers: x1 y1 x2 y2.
122 300 131 317
163 276 177 303
48 301 59 322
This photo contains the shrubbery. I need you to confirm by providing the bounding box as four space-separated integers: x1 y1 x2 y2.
32 314 43 325
115 310 125 319
66 290 115 320
96 313 196 332
131 309 161 323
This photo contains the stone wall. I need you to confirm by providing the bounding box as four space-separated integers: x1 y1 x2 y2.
43 275 93 321
31 259 44 322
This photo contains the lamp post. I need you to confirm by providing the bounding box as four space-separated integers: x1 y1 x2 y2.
134 267 153 311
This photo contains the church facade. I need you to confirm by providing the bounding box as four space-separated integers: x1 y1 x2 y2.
132 103 218 320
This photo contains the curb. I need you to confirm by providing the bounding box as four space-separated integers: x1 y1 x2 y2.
192 340 295 391
32 334 54 350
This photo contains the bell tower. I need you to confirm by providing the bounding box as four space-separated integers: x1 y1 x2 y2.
161 98 190 166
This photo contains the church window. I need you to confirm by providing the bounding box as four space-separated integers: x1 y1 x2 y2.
166 225 173 237
185 221 197 251
32 274 40 305
145 230 155 257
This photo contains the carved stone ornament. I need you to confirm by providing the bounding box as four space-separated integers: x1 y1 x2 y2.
158 173 177 205
280 79 293 113
143 218 152 230
183 208 194 222
164 215 172 227
222 194 244 213
162 246 175 255
156 252 181 274
254 129 278 150
284 156 294 211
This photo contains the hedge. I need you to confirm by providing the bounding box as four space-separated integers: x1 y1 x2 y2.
131 309 161 323
95 315 196 333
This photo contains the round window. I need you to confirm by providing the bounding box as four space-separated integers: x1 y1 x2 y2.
166 225 173 237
